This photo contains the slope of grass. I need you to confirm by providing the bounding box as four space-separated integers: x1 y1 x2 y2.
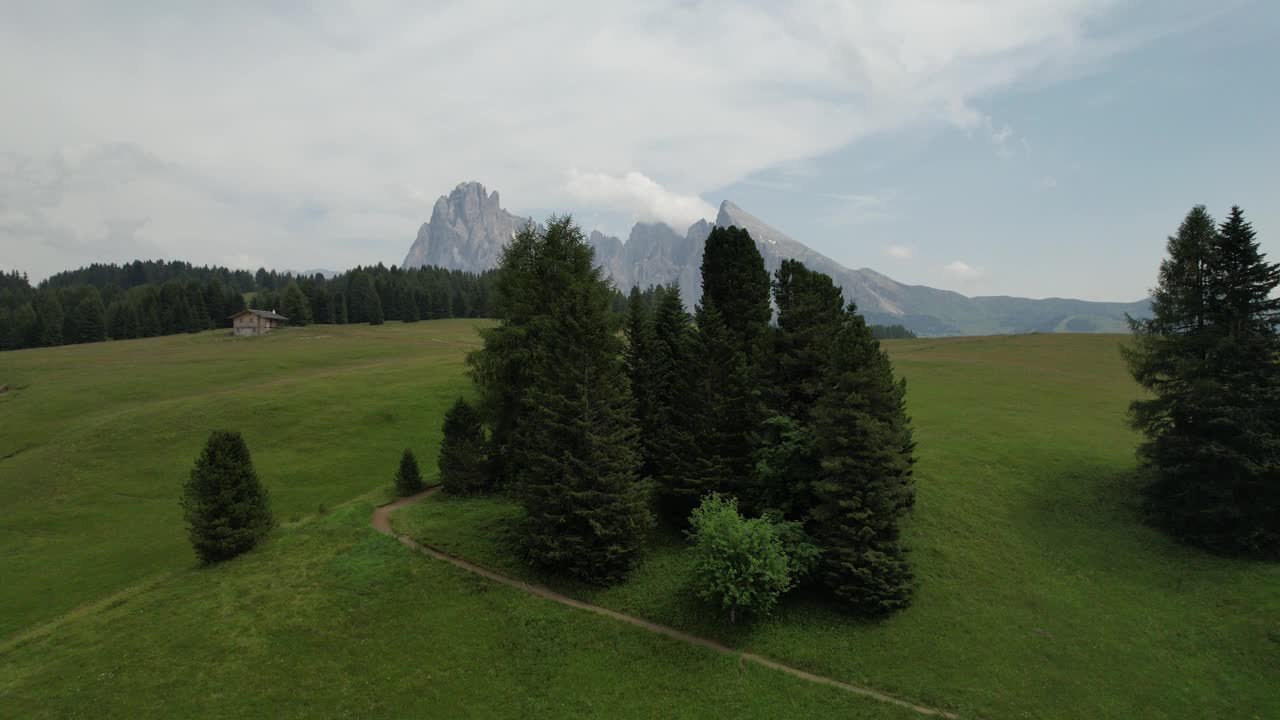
0 321 483 638
394 333 1280 719
0 503 917 719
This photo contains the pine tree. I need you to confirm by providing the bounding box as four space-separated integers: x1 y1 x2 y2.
509 217 653 583
438 397 489 495
180 431 274 564
394 448 424 496
810 310 916 614
281 282 312 326
624 286 659 478
648 284 702 523
1126 205 1280 555
770 259 846 418
34 290 64 346
699 225 772 359
70 290 106 344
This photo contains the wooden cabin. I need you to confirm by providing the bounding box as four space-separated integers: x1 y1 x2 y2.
229 309 289 336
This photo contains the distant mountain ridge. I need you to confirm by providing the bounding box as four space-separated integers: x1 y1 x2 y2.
402 181 1149 336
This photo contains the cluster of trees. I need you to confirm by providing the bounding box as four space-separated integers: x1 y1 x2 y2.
1125 205 1280 557
440 215 918 618
0 261 498 351
870 324 918 340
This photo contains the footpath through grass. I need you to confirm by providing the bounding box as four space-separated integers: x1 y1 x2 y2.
0 503 918 719
0 321 482 639
393 333 1280 720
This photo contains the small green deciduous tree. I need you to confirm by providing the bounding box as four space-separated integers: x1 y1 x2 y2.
438 397 489 495
685 494 818 623
394 448 424 496
180 431 274 564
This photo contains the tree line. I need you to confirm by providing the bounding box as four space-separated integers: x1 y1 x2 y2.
0 263 498 351
438 217 917 619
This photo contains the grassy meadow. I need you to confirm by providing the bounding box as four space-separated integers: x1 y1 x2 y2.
2 325 1277 718
393 333 1280 719
0 321 482 638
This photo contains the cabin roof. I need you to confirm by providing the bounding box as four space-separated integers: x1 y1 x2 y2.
229 308 289 322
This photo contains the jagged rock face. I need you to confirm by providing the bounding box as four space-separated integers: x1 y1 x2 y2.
400 183 1150 336
401 182 531 271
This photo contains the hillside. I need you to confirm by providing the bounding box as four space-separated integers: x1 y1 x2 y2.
401 182 1150 336
1 325 1275 719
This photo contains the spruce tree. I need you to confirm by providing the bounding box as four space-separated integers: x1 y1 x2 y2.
624 286 659 478
394 448 424 496
648 284 703 523
438 397 489 495
70 290 107 344
810 310 916 614
180 431 274 564
281 282 313 326
34 290 64 346
1126 205 1280 555
509 217 653 583
699 225 772 358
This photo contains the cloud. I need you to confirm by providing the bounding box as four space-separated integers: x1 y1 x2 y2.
943 260 983 279
564 170 715 231
885 245 915 259
0 1 1153 278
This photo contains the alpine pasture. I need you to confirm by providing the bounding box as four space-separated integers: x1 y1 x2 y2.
1 324 1276 718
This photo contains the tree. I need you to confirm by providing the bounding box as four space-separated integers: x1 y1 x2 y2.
34 290 64 346
281 282 313 326
507 217 653 584
686 494 818 623
180 431 274 564
348 272 384 325
69 289 107 344
770 259 846 419
394 448 424 496
624 286 659 478
699 225 772 359
438 397 489 495
1125 205 1280 556
810 311 917 614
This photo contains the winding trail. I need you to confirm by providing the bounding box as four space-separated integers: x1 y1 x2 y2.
373 488 959 719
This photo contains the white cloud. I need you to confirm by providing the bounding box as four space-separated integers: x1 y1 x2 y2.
0 1 1148 278
885 245 915 259
564 170 715 231
943 260 983 279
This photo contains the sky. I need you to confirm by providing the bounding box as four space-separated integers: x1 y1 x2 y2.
1 1 1276 301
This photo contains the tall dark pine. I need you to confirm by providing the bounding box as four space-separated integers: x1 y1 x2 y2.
394 448 424 496
624 286 660 478
1126 205 1280 556
647 284 702 523
438 397 489 496
180 431 274 564
699 225 772 359
810 310 916 614
509 217 653 584
281 282 313 326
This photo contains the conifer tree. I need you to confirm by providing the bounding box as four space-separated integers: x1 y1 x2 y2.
1126 205 1280 555
70 290 107 344
699 225 772 359
508 217 653 583
438 397 489 495
281 282 313 326
180 431 274 564
810 310 916 614
624 286 659 478
647 284 702 523
394 448 424 496
34 290 64 346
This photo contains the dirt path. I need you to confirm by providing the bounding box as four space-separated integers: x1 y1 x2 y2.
372 488 960 719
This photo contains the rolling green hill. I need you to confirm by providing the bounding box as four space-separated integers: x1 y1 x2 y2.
2 325 1275 718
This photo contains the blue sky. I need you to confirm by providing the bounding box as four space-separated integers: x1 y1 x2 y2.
1 1 1276 302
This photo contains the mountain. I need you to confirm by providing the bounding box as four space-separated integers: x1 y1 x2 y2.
402 182 1149 336
401 182 531 272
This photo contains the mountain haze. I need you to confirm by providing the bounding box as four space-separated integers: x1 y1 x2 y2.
403 182 1149 336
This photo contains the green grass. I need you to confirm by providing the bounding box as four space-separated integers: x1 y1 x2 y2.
0 503 916 719
0 321 483 638
394 333 1280 720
